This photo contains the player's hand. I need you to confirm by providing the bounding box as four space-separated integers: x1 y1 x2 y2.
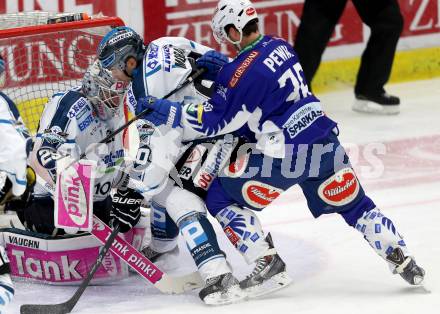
110 188 143 233
136 96 182 128
196 50 229 81
0 166 35 207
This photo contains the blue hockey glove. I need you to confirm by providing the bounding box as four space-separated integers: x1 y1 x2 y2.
136 96 182 128
196 50 229 81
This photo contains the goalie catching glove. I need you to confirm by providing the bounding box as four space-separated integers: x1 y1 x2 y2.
110 188 143 233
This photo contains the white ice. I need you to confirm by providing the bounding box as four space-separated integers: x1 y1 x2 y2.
7 78 440 314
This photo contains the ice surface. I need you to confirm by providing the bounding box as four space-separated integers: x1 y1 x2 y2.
8 78 440 314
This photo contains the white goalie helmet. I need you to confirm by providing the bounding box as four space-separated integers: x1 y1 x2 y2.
211 0 258 45
82 60 127 121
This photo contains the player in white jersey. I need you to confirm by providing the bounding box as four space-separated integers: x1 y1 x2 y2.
0 85 35 311
98 27 244 304
19 61 144 236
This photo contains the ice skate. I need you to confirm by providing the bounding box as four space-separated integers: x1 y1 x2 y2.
199 272 246 305
141 245 167 262
387 247 425 285
353 92 400 115
239 234 292 298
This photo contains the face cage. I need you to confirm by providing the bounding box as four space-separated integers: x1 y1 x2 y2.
90 85 125 121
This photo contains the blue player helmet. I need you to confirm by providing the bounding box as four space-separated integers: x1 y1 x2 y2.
97 26 145 72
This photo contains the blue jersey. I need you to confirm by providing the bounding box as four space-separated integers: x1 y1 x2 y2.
182 35 337 158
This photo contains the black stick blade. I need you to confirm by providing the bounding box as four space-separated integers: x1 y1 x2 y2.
20 303 72 314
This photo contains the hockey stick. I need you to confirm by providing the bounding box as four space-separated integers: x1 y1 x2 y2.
90 216 204 294
20 224 121 314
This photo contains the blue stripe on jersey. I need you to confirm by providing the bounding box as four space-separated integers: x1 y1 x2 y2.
0 91 20 120
132 64 147 99
146 65 161 78
0 169 26 186
49 90 84 132
0 119 13 125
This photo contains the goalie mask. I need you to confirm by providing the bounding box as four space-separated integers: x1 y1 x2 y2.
82 60 127 121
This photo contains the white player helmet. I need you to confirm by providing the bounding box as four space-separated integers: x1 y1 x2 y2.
82 60 127 121
211 0 258 45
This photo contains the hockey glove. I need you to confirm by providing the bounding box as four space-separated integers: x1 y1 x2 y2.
0 166 35 207
196 50 229 81
136 96 182 128
110 188 143 233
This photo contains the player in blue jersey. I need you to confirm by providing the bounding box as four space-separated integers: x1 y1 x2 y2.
137 0 425 298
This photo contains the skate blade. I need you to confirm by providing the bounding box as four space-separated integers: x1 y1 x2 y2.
243 271 293 299
352 100 400 115
202 285 247 306
414 277 431 294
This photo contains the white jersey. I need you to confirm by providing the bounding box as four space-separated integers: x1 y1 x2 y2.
126 36 213 117
124 37 215 196
0 91 31 196
29 87 126 201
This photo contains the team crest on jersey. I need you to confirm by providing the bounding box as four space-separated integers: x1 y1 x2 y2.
216 84 228 100
242 181 283 209
229 51 260 88
318 168 360 206
138 121 155 142
42 126 68 146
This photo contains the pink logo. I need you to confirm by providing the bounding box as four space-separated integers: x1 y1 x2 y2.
55 159 95 232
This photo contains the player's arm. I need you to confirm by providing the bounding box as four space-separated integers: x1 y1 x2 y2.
29 93 79 193
0 93 34 205
152 37 213 56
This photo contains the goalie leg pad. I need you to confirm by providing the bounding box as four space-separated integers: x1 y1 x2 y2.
0 228 128 285
215 205 270 264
